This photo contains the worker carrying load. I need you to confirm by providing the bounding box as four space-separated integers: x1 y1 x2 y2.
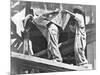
68 6 88 67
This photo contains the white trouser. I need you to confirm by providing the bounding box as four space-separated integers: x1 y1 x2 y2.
23 39 34 55
48 24 62 62
74 34 88 65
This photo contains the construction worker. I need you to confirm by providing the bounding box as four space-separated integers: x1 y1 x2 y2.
47 22 62 62
70 6 88 66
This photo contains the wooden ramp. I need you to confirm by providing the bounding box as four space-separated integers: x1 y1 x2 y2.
11 52 92 73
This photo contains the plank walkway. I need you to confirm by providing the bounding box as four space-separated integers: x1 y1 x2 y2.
11 52 92 72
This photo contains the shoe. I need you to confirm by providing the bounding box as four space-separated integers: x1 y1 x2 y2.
80 64 90 68
52 59 62 62
78 61 88 66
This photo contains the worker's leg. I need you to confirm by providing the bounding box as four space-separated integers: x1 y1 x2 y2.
29 40 34 55
23 39 34 55
23 39 29 54
48 24 62 62
74 35 88 65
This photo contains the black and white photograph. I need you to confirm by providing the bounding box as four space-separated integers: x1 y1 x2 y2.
10 0 96 74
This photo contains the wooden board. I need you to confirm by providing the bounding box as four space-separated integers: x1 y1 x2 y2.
11 52 92 73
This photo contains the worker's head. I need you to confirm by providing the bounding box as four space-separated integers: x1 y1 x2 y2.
73 6 86 25
73 6 84 15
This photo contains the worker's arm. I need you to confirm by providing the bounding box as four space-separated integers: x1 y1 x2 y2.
64 9 75 17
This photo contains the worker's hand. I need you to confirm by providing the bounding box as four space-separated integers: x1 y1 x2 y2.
58 43 62 47
24 14 33 23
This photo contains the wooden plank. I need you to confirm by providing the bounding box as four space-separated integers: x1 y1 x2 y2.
34 49 47 57
11 52 92 72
